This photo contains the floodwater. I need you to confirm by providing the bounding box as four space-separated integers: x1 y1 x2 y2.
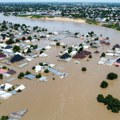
0 14 120 120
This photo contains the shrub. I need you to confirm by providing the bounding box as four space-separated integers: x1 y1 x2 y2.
100 81 108 88
44 69 49 73
39 62 44 66
107 72 118 80
25 71 31 75
36 74 41 78
0 74 3 79
89 55 92 58
97 94 120 113
40 51 43 54
56 42 60 46
2 66 7 69
32 66 35 70
100 52 106 58
17 89 22 92
62 46 66 48
18 72 24 79
97 94 105 103
13 45 20 53
27 48 31 53
1 116 9 120
7 88 13 91
81 67 87 72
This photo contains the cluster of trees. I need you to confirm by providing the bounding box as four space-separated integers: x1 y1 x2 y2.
18 71 31 79
0 116 9 120
97 94 120 113
98 72 119 112
102 23 120 31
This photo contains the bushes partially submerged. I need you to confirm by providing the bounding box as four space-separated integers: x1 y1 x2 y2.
100 81 108 88
107 72 118 80
97 94 120 113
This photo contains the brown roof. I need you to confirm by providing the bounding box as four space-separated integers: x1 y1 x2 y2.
73 51 91 59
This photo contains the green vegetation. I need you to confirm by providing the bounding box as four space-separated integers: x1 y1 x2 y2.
56 42 60 46
25 71 31 75
86 19 99 25
97 94 120 113
40 51 43 54
13 45 20 53
36 74 41 78
44 69 49 73
81 67 87 72
32 66 35 70
30 15 44 19
17 14 31 17
18 72 24 79
89 55 92 59
100 81 108 88
18 14 46 19
27 36 32 41
0 74 3 79
27 48 32 54
107 72 118 80
100 52 106 58
102 23 120 31
6 39 14 44
2 66 7 69
68 47 73 54
0 116 9 120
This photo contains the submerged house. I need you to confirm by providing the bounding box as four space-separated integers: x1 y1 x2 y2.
0 53 6 60
10 54 25 63
59 53 71 61
24 74 36 80
73 51 91 59
7 69 16 75
9 109 28 119
114 58 120 66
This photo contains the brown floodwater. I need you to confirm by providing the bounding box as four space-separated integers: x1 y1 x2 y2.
0 14 120 120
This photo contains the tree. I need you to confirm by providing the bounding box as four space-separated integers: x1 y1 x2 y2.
81 67 87 72
1 116 9 120
25 71 31 75
107 72 118 80
27 48 31 53
18 72 24 79
89 55 92 58
100 52 106 58
44 69 49 73
100 81 108 88
32 66 35 70
68 47 72 53
2 66 7 69
36 73 41 78
6 39 14 44
56 42 60 46
40 51 43 54
22 36 26 41
0 74 3 79
13 45 20 53
97 94 105 103
27 36 32 41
